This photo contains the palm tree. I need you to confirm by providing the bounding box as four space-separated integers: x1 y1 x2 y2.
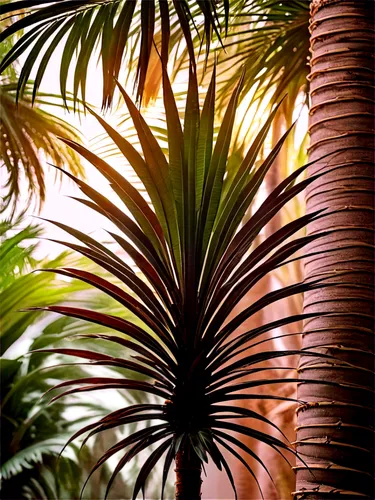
2 1 373 497
22 62 344 499
294 1 375 498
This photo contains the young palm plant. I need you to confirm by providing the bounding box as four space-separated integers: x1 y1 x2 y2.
31 65 338 500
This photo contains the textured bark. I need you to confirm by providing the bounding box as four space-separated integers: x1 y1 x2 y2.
295 1 374 498
175 444 202 500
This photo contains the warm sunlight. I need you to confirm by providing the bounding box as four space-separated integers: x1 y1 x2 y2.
1 2 374 500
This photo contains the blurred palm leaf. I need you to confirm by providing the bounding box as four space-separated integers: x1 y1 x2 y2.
166 0 310 154
0 215 41 287
0 0 228 108
215 0 310 111
28 62 344 500
0 216 90 355
1 437 72 480
0 353 127 499
168 0 310 115
0 81 85 215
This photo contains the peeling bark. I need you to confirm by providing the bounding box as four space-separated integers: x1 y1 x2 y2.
295 1 374 498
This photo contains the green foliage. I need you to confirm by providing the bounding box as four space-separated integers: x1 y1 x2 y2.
1 438 72 480
0 216 41 287
29 64 340 500
0 0 310 117
0 0 228 108
0 217 152 499
215 0 310 111
0 217 89 355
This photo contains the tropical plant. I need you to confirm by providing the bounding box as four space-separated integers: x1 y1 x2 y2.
4 1 373 498
1 352 111 500
0 217 164 499
89 72 309 499
22 59 346 500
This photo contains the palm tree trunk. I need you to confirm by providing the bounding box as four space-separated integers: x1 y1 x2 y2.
295 1 374 498
175 444 202 500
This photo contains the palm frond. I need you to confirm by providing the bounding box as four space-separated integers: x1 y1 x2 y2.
0 81 84 215
0 436 72 481
168 0 309 143
204 0 310 114
0 0 228 108
0 215 41 287
0 215 138 354
0 256 87 357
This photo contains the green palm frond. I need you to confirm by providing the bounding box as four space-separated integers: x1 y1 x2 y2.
170 0 309 121
0 0 228 108
0 81 84 215
1 344 164 497
220 0 310 110
0 436 72 481
28 62 344 500
0 252 88 357
213 0 310 129
0 215 41 287
0 216 136 354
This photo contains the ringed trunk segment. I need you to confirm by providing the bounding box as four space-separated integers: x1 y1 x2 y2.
295 0 374 498
175 444 202 500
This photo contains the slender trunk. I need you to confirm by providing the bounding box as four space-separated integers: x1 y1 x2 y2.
175 443 202 500
295 1 374 498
